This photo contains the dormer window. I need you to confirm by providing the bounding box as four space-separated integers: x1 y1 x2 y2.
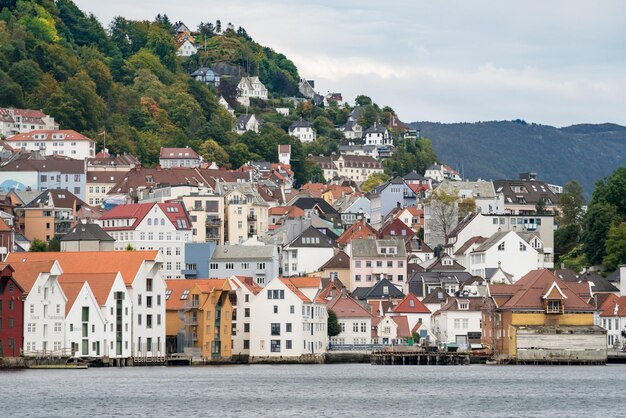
498 242 505 251
459 302 469 310
442 258 452 266
546 300 561 314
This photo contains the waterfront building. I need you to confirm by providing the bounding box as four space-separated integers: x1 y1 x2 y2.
0 263 22 357
228 275 262 357
349 238 407 291
327 291 373 346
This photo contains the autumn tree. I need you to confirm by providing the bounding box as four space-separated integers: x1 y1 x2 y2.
425 189 461 246
361 172 390 192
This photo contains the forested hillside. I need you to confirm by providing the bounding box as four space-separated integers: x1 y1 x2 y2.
414 120 626 194
0 0 436 186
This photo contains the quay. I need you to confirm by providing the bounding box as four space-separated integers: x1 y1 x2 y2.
371 348 470 366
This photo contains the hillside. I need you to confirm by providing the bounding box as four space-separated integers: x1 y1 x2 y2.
413 120 626 195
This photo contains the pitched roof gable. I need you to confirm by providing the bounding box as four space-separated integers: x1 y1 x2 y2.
327 293 372 318
392 293 431 314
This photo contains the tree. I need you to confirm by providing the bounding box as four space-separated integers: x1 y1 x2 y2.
125 243 135 251
146 27 177 72
458 197 477 219
361 172 389 192
558 180 585 226
30 238 47 252
603 222 626 271
590 167 626 216
535 198 547 215
47 237 60 252
582 202 620 266
327 309 341 337
425 189 460 246
355 95 372 106
309 163 326 184
199 139 230 168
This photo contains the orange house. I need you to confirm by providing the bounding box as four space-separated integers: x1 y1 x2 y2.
165 279 233 360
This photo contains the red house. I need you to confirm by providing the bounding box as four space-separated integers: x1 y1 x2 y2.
0 263 23 357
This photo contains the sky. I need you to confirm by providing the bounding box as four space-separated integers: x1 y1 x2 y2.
74 0 626 127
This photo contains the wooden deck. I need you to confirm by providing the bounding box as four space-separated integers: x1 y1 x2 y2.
371 349 470 366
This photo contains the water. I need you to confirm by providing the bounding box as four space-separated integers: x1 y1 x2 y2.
2 364 626 417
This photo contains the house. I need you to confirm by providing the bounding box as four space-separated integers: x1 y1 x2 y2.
180 194 224 245
60 222 114 252
298 78 316 99
218 96 235 116
17 189 88 243
5 130 95 159
10 259 65 356
443 213 555 269
327 291 373 345
0 218 13 261
493 174 560 215
236 77 268 106
249 276 327 361
282 226 336 277
332 194 371 227
308 154 384 184
228 275 262 356
0 263 21 357
58 277 107 358
235 114 260 134
397 207 425 234
289 197 341 224
288 119 316 142
87 152 140 172
278 144 291 166
86 170 129 206
97 202 192 279
165 279 232 360
598 295 626 349
337 120 362 140
209 244 278 286
59 272 132 363
389 293 431 332
371 314 412 345
378 218 416 242
368 177 414 229
431 297 484 348
159 147 202 169
175 37 197 57
483 269 606 362
467 230 547 281
407 237 434 264
352 278 405 303
350 238 407 290
407 271 474 299
362 123 392 146
7 250 167 360
313 250 351 289
276 108 290 117
0 107 58 137
336 218 378 251
420 286 451 318
0 155 87 200
190 67 220 87
424 164 461 182
222 182 269 244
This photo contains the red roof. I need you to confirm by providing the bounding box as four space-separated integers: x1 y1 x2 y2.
327 293 372 318
99 202 190 231
10 260 57 293
58 272 120 306
391 315 411 338
0 218 11 232
58 281 85 315
336 219 378 246
392 293 431 314
599 295 626 317
159 147 200 160
7 130 94 142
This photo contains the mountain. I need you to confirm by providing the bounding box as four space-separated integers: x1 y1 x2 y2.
412 120 626 195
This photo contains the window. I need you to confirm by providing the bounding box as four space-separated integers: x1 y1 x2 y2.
365 261 372 267
270 340 281 352
361 322 367 332
244 323 250 332
398 260 404 268
286 340 292 349
355 261 361 268
376 261 382 267
353 322 359 332
244 308 250 317
271 323 280 336
286 323 292 332
273 305 278 314
519 242 527 251
82 306 89 322
290 305 295 314
498 242 505 251
547 300 561 314
165 289 172 300
387 261 393 268
398 275 404 282
355 274 361 282
226 263 234 270
244 340 250 349
181 290 189 300
138 314 142 325
454 318 460 328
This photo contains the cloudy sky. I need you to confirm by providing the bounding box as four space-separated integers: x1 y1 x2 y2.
74 0 626 127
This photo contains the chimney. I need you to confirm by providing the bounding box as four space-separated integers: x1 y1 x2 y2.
135 163 141 171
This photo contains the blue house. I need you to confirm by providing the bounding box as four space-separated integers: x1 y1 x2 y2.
368 177 416 228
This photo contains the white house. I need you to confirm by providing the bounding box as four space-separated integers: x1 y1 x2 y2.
218 96 235 116
431 297 483 348
371 314 412 345
11 259 67 356
228 276 261 356
236 77 268 106
159 147 202 168
337 120 362 140
281 226 335 277
467 230 546 282
0 107 58 137
249 277 327 361
278 144 291 166
59 279 107 358
98 202 192 279
210 244 279 287
327 292 373 345
59 272 132 362
235 114 260 134
362 123 392 146
424 163 462 183
5 129 96 159
288 119 316 142
176 39 197 57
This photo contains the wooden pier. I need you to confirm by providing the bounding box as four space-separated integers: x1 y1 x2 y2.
371 349 470 366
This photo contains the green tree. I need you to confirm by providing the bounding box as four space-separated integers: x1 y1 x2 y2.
535 198 548 215
309 163 326 184
361 172 390 192
603 222 626 271
8 60 43 93
199 139 230 168
558 180 585 226
146 27 177 72
30 238 47 252
355 95 372 106
590 167 626 216
0 70 23 107
327 309 341 337
582 202 620 266
125 243 136 251
46 237 60 252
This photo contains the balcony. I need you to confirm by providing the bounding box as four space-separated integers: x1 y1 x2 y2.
182 268 197 277
206 216 221 226
247 214 257 221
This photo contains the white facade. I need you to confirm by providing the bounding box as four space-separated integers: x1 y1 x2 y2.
236 77 268 106
289 125 316 142
22 262 66 355
6 130 95 159
0 108 58 137
228 276 257 356
332 317 371 345
176 40 197 57
63 282 108 358
249 278 327 359
431 303 482 347
282 245 334 277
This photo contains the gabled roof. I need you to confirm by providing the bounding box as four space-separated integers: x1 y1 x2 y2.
493 178 559 206
24 189 87 209
291 197 338 215
391 316 411 338
7 130 94 142
286 225 335 248
58 280 86 315
327 293 372 318
279 278 312 303
351 238 407 259
289 119 313 130
555 269 619 293
378 218 416 240
165 278 228 310
211 244 275 260
421 286 451 304
99 202 191 231
392 293 431 314
436 297 485 313
0 155 85 174
336 219 377 246
320 250 350 270
10 260 57 293
6 251 159 286
60 223 114 242
424 255 467 272
159 147 200 160
351 278 405 300
454 236 488 255
598 295 626 317
58 272 120 306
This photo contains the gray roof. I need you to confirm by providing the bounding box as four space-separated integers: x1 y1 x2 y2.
211 245 275 260
60 223 114 242
351 278 405 300
351 238 407 258
436 179 496 199
289 119 313 130
363 124 388 134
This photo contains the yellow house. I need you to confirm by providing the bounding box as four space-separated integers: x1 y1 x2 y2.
483 269 606 363
165 279 233 360
310 250 351 289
